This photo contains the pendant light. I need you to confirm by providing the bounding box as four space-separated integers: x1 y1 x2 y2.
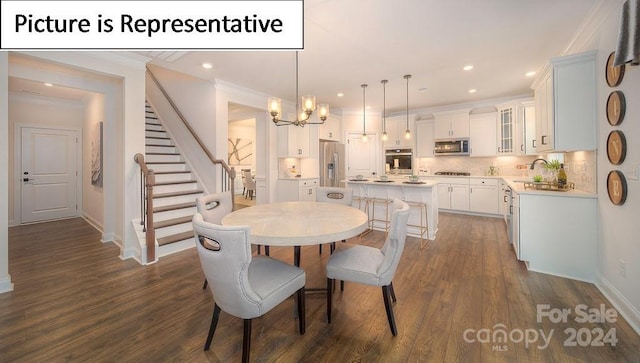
381 79 388 142
361 84 368 142
268 52 329 127
404 74 411 139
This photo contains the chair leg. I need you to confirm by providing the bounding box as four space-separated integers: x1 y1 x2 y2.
202 279 208 290
340 280 344 291
242 319 251 363
257 245 261 255
390 282 397 303
204 304 221 350
265 246 270 256
326 278 333 323
297 287 306 334
382 285 398 336
318 244 322 255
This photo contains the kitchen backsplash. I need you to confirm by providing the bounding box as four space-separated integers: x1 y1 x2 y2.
415 155 538 177
564 150 597 194
415 151 596 194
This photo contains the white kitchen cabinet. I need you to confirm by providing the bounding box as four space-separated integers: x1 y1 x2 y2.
436 177 469 211
532 50 596 152
523 102 537 155
383 116 414 148
517 192 596 282
415 119 434 158
433 110 470 139
469 112 497 157
318 114 341 142
469 178 499 214
277 124 310 158
277 178 318 202
497 104 515 155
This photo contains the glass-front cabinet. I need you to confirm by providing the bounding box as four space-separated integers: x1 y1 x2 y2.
498 106 514 154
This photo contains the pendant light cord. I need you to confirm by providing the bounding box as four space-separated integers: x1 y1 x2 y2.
361 84 367 134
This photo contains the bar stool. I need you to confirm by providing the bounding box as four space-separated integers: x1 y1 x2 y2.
368 197 393 236
405 200 429 249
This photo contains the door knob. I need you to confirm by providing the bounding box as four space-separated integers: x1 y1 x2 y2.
23 178 31 182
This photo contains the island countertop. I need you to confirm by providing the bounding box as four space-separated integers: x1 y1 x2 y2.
345 179 439 188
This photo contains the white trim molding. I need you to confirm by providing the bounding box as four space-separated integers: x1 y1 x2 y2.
596 273 640 336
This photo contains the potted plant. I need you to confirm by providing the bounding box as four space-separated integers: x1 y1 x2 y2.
543 159 561 182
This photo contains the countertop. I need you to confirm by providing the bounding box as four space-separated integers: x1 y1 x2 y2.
345 178 439 188
346 174 596 198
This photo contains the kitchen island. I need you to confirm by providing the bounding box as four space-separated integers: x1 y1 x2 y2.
345 178 439 241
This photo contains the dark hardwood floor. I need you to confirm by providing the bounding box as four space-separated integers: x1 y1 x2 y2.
1 214 639 362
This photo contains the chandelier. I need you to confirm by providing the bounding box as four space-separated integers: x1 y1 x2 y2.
268 52 329 127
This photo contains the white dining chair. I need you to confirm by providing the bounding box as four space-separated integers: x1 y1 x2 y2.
325 199 410 336
193 213 306 363
316 187 353 254
196 191 233 290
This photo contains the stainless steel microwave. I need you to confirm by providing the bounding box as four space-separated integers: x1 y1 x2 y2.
434 139 470 156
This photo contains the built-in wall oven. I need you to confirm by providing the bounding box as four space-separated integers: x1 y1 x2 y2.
384 148 413 174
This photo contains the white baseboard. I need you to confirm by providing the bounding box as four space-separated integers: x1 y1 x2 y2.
0 276 14 294
595 273 640 336
82 213 103 233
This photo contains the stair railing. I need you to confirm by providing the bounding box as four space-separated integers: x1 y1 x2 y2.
133 153 156 262
146 68 237 204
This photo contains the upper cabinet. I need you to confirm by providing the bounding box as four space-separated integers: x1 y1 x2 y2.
383 116 414 148
469 112 497 157
532 50 597 152
522 101 537 155
415 119 435 158
497 105 515 154
433 110 470 139
277 124 310 158
318 114 341 142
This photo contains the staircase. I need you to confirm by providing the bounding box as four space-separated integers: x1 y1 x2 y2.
144 102 204 256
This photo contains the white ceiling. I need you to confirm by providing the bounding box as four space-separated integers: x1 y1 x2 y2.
9 0 599 115
142 0 599 114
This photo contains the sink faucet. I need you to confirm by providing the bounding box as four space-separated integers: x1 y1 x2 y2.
530 158 548 169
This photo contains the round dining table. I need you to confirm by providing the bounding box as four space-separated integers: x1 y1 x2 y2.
221 201 368 266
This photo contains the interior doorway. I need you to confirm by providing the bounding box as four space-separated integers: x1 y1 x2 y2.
20 126 80 223
346 132 379 178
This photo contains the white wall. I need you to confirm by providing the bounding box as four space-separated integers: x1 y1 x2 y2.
7 93 84 225
6 51 146 264
83 93 105 230
587 1 640 332
0 52 12 293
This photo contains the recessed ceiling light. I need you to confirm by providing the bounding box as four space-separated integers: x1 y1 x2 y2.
201 62 213 69
463 65 474 71
468 89 477 94
337 92 344 97
525 71 536 77
44 83 53 87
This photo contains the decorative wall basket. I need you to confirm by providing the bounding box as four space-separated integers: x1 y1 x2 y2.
607 170 627 205
606 90 626 126
605 51 625 87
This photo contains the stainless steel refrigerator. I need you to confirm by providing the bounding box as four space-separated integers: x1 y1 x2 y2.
319 141 346 187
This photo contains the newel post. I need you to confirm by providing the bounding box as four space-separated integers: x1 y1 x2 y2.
146 170 156 263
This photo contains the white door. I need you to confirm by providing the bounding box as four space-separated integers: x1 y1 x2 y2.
346 133 378 178
21 127 79 223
